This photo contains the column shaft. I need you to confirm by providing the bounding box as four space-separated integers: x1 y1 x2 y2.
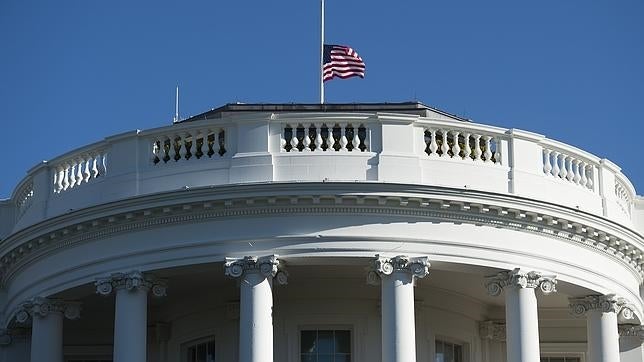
381 271 416 362
587 309 620 362
30 312 63 362
113 287 148 362
505 286 540 362
239 271 273 362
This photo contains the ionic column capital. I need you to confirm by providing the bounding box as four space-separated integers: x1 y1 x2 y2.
367 255 430 285
224 255 288 285
618 324 644 340
485 268 557 296
95 270 167 297
479 320 506 342
14 297 81 323
569 295 636 320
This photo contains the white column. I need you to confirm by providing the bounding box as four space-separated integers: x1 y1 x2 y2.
31 311 63 362
15 297 81 362
225 255 288 362
485 268 557 362
368 255 430 362
570 295 634 362
96 271 167 362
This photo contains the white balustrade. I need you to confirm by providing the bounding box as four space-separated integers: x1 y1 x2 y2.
151 129 226 164
615 179 633 217
542 147 595 191
52 151 107 194
423 128 502 164
280 123 368 152
15 180 34 216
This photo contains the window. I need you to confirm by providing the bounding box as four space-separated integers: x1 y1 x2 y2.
300 329 351 362
435 339 463 362
540 358 581 362
184 336 215 362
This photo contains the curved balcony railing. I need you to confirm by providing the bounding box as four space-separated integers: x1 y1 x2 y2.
1 109 640 236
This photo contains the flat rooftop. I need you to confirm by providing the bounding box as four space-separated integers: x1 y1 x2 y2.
179 102 469 123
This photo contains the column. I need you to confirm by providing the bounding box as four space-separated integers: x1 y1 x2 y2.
225 255 288 362
485 268 557 362
367 255 430 362
569 295 634 362
95 271 167 362
15 297 81 362
155 323 170 362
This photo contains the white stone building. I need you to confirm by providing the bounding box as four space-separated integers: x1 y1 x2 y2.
0 102 643 362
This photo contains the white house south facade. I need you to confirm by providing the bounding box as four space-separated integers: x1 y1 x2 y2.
0 102 643 362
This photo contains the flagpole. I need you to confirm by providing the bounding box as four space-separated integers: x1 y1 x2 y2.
320 0 325 104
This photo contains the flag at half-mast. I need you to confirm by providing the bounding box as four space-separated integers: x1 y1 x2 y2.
322 44 366 82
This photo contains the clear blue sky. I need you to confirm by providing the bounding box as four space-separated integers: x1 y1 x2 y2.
1 0 643 198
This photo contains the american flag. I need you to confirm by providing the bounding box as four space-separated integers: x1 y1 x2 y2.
322 44 366 82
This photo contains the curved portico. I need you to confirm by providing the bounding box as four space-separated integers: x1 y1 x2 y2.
1 103 643 362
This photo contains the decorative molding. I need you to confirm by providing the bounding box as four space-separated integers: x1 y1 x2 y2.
569 294 636 321
95 271 167 297
479 320 506 341
485 268 557 296
0 186 642 296
618 324 644 339
224 255 288 285
367 255 430 285
14 297 81 324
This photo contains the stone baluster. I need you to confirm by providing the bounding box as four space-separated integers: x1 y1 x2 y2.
55 167 64 193
485 269 557 362
558 154 568 179
483 136 492 163
543 149 552 175
493 137 501 164
569 295 635 362
451 131 461 158
15 297 81 362
225 255 288 362
290 124 299 152
98 153 107 176
69 162 77 188
339 123 348 151
152 140 160 163
302 125 312 152
566 156 575 182
572 159 582 184
178 134 187 160
462 132 472 160
62 165 70 191
189 131 197 159
352 125 361 151
314 123 323 151
90 154 99 178
440 130 449 157
473 134 482 161
428 129 438 157
74 159 83 186
96 271 167 362
326 124 335 151
550 151 560 178
367 255 429 362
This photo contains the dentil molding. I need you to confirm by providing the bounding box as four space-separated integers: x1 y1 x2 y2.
0 185 643 287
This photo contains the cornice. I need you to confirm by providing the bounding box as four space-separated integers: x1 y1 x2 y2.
0 183 643 288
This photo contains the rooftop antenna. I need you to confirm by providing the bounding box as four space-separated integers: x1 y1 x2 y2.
173 86 180 123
